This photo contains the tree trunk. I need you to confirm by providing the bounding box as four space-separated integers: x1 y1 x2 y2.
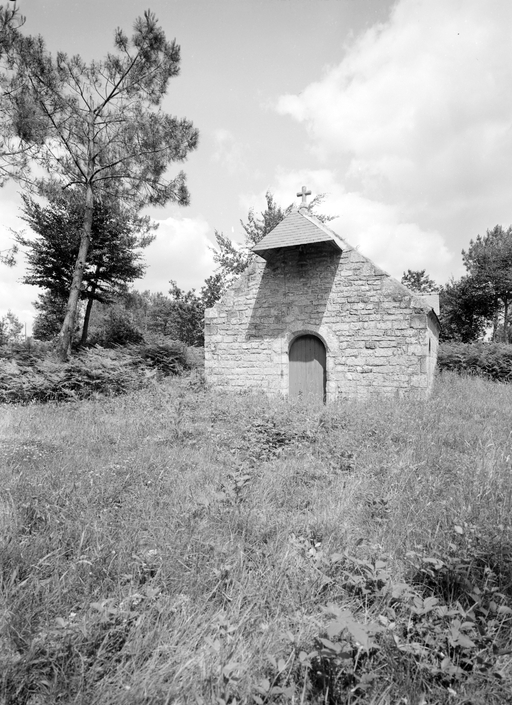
56 181 94 360
492 296 500 341
80 267 100 346
504 296 510 343
80 294 95 347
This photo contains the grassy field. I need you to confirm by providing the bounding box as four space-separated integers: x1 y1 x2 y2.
1 372 512 704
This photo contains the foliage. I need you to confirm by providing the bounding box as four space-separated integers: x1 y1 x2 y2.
164 281 205 347
15 193 156 344
437 341 512 381
401 269 438 293
0 244 18 266
438 276 494 343
133 340 189 377
431 224 512 343
292 535 512 704
117 290 168 338
102 281 221 348
1 374 512 703
200 272 225 309
142 280 217 347
0 342 188 403
0 347 142 403
1 10 198 358
0 309 23 345
462 225 512 341
32 291 69 341
0 5 38 186
87 304 145 347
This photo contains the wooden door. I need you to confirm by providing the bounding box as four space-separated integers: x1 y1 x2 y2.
289 335 326 402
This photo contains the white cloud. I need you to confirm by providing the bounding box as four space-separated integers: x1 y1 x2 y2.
0 262 36 335
135 216 215 294
276 0 512 281
211 128 247 175
0 186 36 334
270 167 453 283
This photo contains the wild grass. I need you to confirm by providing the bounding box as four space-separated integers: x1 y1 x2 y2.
1 372 512 704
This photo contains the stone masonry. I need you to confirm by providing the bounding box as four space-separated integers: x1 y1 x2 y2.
205 204 440 401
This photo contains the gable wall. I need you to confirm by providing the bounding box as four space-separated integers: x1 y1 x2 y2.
205 243 438 400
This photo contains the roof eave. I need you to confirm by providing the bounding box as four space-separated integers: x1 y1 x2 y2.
252 238 342 261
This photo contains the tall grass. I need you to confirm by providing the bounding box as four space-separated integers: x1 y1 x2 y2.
1 373 512 704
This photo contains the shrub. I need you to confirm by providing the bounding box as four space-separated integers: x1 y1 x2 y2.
87 306 144 347
122 340 189 377
0 343 189 404
438 342 512 382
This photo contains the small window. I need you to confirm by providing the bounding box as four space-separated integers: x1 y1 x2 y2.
428 338 431 353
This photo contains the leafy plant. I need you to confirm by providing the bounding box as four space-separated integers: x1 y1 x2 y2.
0 343 188 404
438 342 512 381
2 373 512 703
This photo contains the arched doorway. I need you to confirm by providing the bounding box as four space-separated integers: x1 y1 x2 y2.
289 334 326 402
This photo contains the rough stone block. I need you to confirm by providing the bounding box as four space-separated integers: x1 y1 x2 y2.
411 313 427 328
205 222 437 400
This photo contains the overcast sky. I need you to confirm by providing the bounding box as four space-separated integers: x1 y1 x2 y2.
2 0 512 333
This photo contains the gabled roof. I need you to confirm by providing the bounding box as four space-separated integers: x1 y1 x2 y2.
250 205 440 322
252 207 344 260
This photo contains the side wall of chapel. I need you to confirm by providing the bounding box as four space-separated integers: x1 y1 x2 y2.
204 242 438 400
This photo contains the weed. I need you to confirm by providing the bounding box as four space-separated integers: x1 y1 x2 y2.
1 373 512 702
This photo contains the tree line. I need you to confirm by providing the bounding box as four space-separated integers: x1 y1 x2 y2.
5 184 510 349
402 225 512 343
1 5 511 351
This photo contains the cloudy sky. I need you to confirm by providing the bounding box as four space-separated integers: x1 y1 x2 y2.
2 0 512 333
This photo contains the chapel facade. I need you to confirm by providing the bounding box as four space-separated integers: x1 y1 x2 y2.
204 191 440 402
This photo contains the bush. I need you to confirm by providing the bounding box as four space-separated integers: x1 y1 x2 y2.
0 339 54 362
122 340 189 377
438 342 512 382
87 306 144 347
0 343 189 404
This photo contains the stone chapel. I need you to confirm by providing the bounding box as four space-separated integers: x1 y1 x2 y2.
204 189 440 402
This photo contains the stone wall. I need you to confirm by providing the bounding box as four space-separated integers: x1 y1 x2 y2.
205 242 440 400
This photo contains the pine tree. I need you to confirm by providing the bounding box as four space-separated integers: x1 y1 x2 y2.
438 276 493 343
401 269 438 294
0 309 23 345
1 11 198 358
462 225 512 341
0 245 17 266
16 193 156 344
0 5 36 186
32 291 68 341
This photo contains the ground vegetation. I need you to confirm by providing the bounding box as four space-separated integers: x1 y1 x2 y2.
1 374 512 703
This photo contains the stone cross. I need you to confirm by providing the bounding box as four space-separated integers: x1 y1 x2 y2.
297 186 311 207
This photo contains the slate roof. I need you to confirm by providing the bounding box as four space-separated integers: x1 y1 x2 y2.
250 204 440 321
252 207 343 260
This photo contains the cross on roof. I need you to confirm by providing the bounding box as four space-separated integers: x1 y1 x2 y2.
297 186 312 207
